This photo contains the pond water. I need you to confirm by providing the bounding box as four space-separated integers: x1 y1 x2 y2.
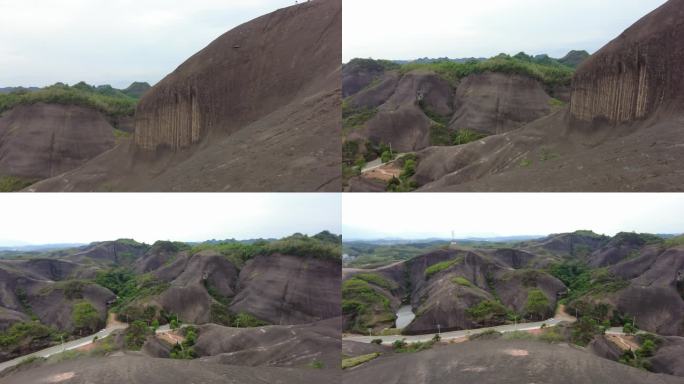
395 305 416 329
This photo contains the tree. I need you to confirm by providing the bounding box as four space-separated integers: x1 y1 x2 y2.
125 320 151 350
72 301 100 335
525 289 550 321
381 150 393 164
623 322 638 335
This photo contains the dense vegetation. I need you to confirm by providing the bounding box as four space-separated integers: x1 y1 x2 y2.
387 154 420 192
341 352 380 369
619 333 663 371
465 300 510 326
124 320 152 350
0 176 36 192
524 289 551 320
342 277 394 333
170 326 198 359
0 321 62 350
424 257 462 279
191 231 341 266
343 240 448 269
342 101 377 134
0 82 138 118
72 300 102 335
399 53 575 88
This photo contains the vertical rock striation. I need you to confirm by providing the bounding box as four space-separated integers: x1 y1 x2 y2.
570 0 684 123
134 0 341 151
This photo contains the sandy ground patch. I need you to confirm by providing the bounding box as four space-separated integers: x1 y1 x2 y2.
362 163 402 182
607 334 640 351
106 313 126 328
43 372 75 383
504 349 529 356
157 331 185 345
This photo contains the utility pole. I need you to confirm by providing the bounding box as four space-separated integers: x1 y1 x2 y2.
368 328 372 337
61 335 65 352
437 324 441 336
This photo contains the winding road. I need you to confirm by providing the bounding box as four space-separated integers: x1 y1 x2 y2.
0 320 179 373
344 305 583 345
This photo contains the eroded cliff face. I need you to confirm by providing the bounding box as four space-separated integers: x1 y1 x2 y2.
134 0 341 151
570 0 684 123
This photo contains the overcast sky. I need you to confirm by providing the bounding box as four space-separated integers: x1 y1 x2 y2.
343 0 669 62
343 194 684 240
0 194 340 246
0 0 295 88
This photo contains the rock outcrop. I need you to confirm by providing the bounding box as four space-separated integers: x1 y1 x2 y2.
135 0 341 152
229 254 341 325
0 103 115 180
449 73 551 135
570 0 684 123
30 0 342 192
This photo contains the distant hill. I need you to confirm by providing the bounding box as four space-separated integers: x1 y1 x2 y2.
0 243 85 252
559 50 590 67
0 87 40 94
122 82 152 98
385 50 587 68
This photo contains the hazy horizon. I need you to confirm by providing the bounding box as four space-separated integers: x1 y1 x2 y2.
0 194 341 246
0 0 296 89
343 194 684 240
343 0 668 62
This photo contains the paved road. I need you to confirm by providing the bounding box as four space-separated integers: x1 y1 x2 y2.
0 322 182 373
0 323 128 373
344 317 567 345
361 153 410 173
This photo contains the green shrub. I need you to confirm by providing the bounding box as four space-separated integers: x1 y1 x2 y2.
343 104 378 132
342 352 380 369
72 301 101 335
623 322 638 335
342 278 393 332
424 258 462 279
466 300 510 325
0 83 137 118
453 129 486 146
0 176 35 192
400 55 574 88
451 276 473 287
124 320 151 350
524 289 550 321
570 316 603 346
232 312 268 328
469 329 503 340
381 150 393 163
0 321 55 348
370 338 383 345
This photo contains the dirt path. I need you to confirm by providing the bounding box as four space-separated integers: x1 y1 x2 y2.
106 312 126 328
555 304 577 322
157 331 185 346
607 334 640 351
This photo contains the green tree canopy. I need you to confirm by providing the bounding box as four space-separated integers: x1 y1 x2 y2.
525 289 550 320
72 301 100 335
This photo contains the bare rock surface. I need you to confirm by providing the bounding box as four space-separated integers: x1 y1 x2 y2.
0 103 114 180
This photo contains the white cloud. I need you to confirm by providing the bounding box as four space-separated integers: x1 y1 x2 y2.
0 193 341 245
0 0 297 88
342 193 684 240
343 0 669 62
